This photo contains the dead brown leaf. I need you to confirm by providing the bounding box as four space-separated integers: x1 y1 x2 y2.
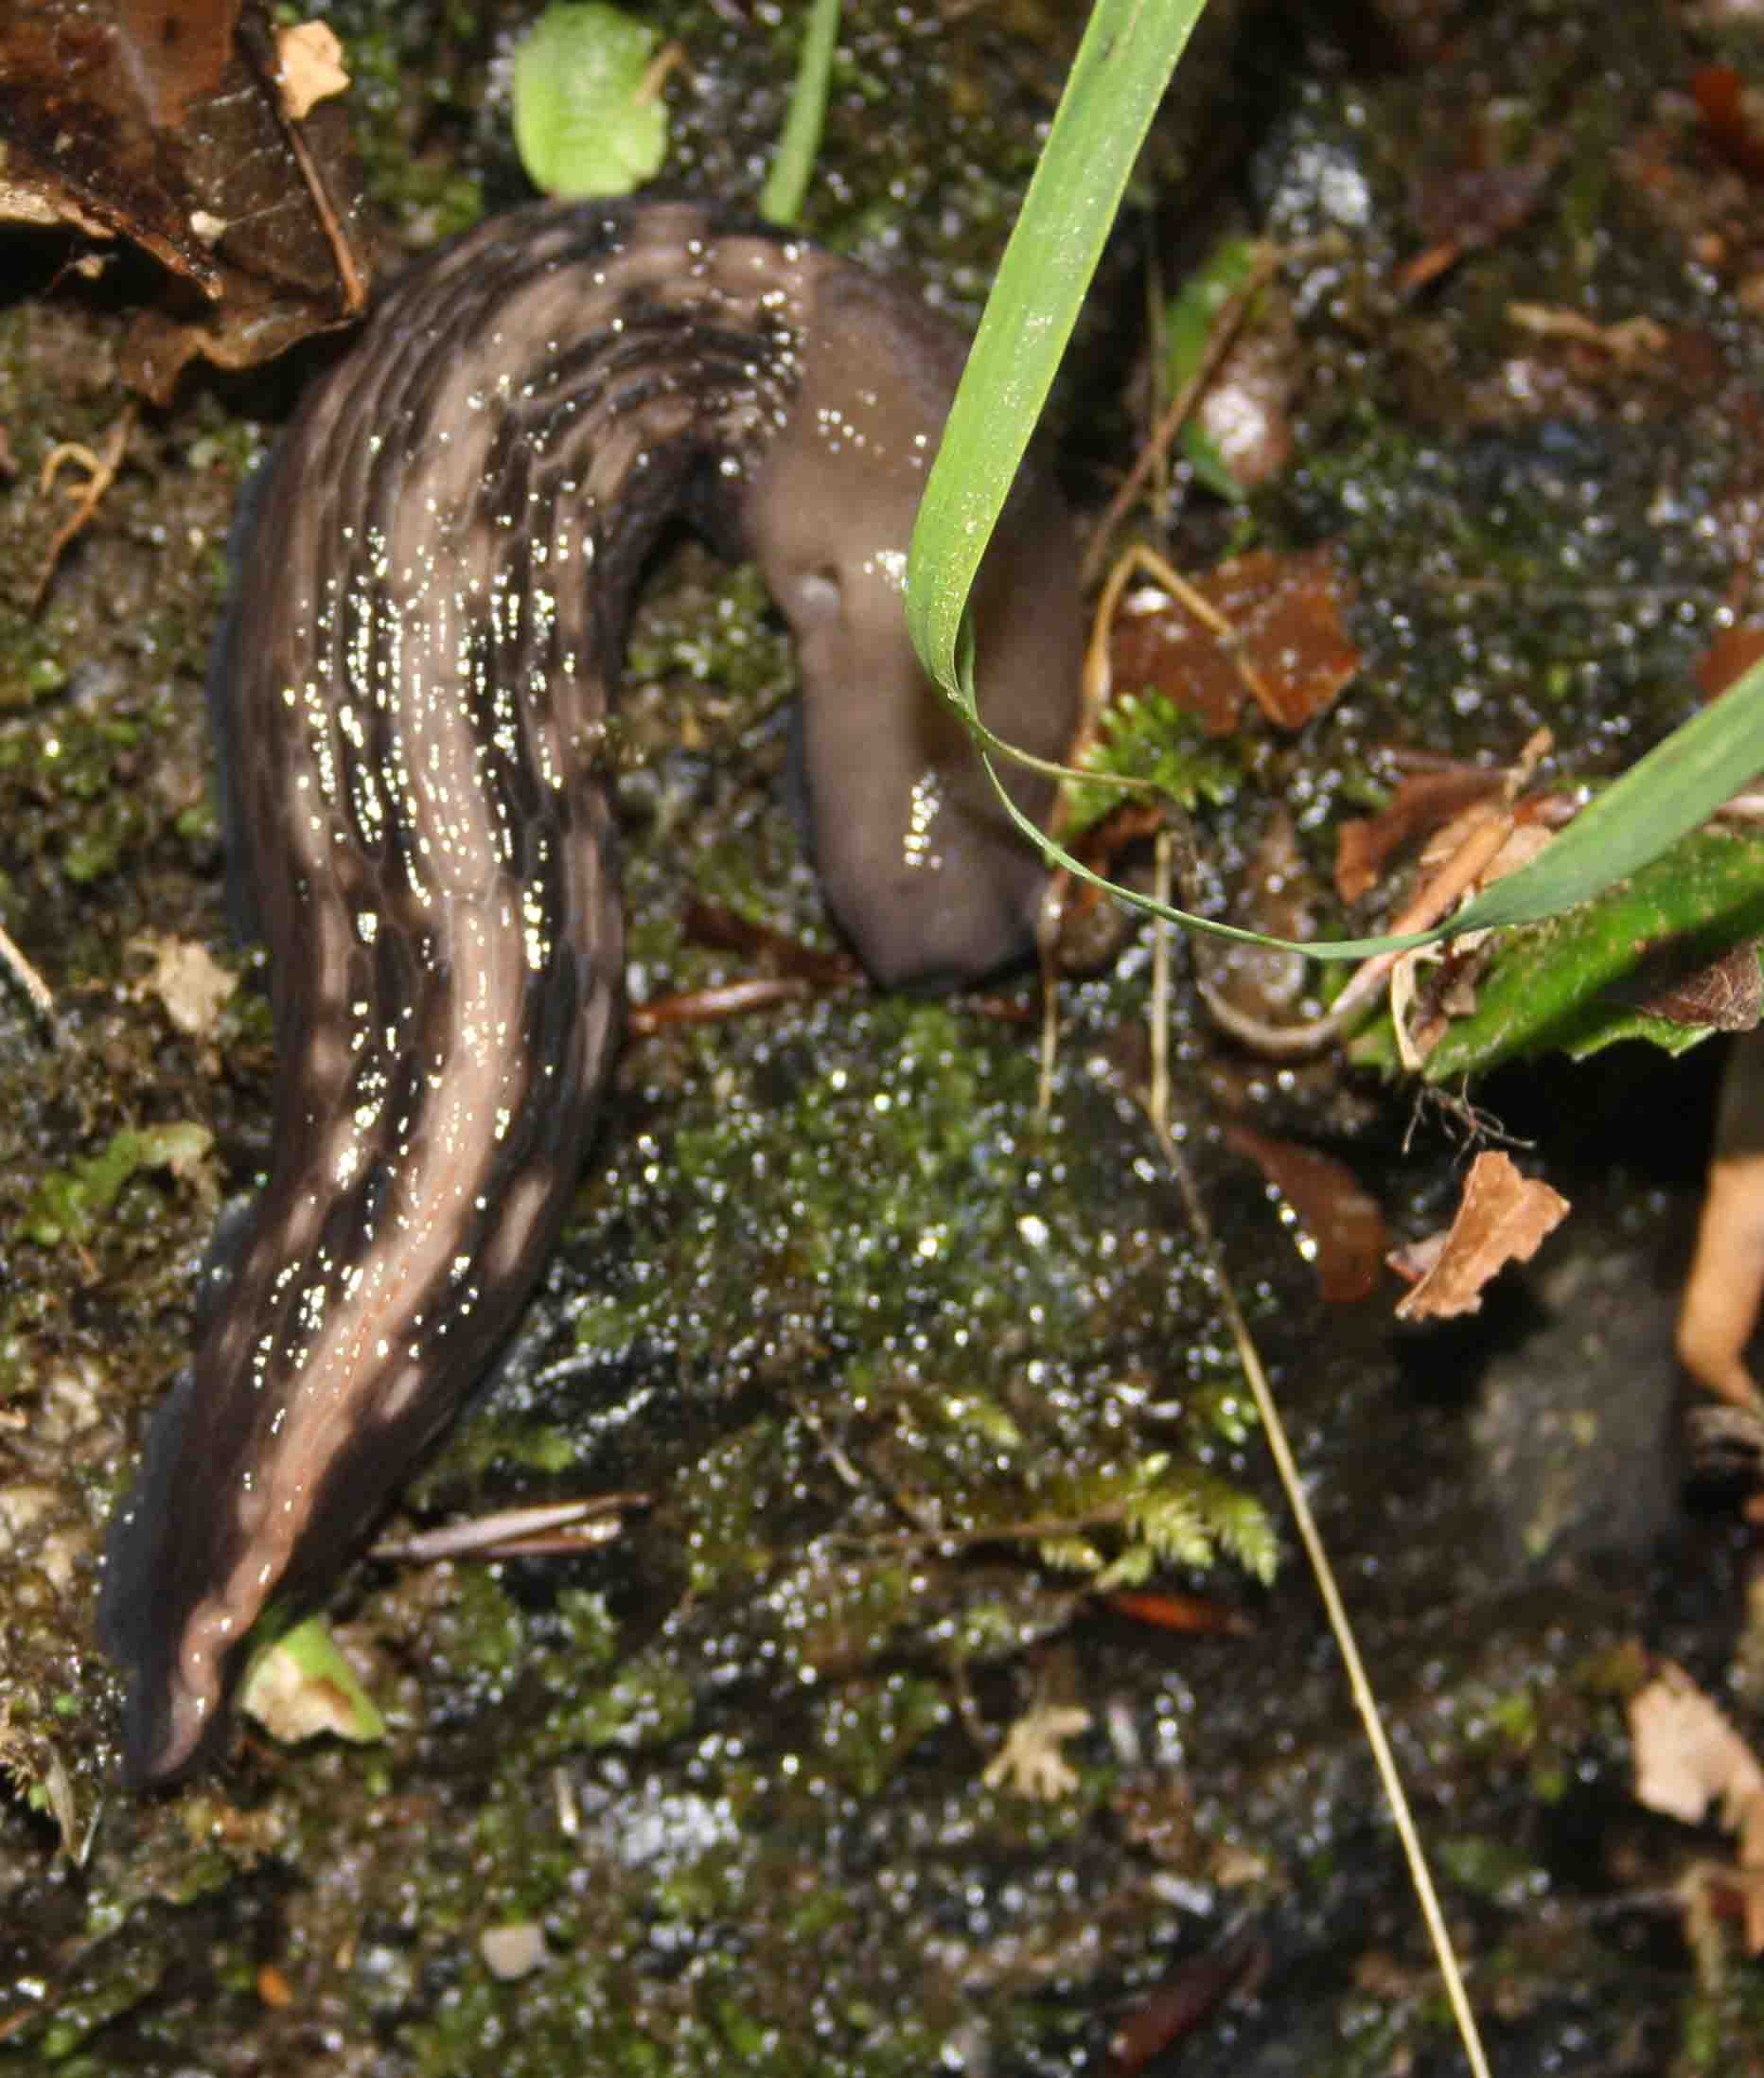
1391 1151 1568 1320
131 934 238 1039
1694 63 1764 185
1334 765 1507 905
1615 937 1763 1033
1506 303 1668 362
1742 1790 1764 1954
115 0 237 126
1107 547 1361 738
1631 1663 1764 1827
1631 1660 1764 1956
0 0 374 399
1222 1122 1386 1303
1698 622 1764 702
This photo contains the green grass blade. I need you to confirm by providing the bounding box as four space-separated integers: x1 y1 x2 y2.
759 0 840 226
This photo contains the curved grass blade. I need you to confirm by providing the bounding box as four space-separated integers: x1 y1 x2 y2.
961 649 1764 961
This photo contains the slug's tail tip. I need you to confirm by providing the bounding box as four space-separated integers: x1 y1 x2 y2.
98 1367 222 1787
114 1674 219 1790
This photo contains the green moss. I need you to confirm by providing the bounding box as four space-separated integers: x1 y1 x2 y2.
1433 1831 1545 1909
413 1416 581 1486
429 1565 534 1682
1066 688 1244 842
21 1122 213 1249
672 1417 814 1596
0 711 154 888
814 1674 947 1798
541 1647 697 1755
0 633 67 713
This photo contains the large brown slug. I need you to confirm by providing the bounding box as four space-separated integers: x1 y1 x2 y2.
99 198 1084 1786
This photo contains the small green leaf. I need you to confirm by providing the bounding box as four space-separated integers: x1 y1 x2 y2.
1093 1544 1156 1591
1205 1482 1279 1585
512 2 668 200
239 1616 387 1751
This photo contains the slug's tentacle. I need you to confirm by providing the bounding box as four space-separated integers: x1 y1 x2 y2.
100 199 1084 1787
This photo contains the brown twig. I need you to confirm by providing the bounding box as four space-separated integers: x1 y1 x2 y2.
0 917 56 1030
1082 243 1281 588
33 406 135 609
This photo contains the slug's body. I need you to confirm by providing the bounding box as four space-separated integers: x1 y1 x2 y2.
99 199 1083 1786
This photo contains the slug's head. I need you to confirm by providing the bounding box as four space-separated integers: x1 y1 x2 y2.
743 268 1084 990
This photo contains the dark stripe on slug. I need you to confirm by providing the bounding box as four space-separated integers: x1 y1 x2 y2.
99 197 1084 1786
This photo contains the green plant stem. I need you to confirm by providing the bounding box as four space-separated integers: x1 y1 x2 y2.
759 0 840 225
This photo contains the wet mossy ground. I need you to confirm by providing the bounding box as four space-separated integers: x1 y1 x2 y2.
2 0 1764 2071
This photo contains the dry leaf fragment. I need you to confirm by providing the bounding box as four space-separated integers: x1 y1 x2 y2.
1391 1151 1569 1320
132 934 238 1037
1616 937 1762 1033
255 1963 292 2009
1102 1933 1266 2077
1632 1659 1764 1951
982 1704 1091 1801
1697 623 1764 703
1105 1589 1251 1636
1631 1663 1764 1827
480 1923 548 1981
1335 764 1506 904
1694 63 1764 184
1506 302 1668 361
1741 1791 1764 1954
274 21 347 120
